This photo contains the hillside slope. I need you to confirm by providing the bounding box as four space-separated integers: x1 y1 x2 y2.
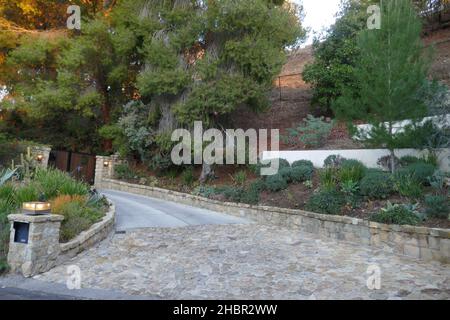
232 27 450 134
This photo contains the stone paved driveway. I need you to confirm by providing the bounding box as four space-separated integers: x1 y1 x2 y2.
35 224 450 300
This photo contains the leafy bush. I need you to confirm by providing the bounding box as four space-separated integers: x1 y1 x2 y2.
276 159 291 170
360 172 394 199
240 183 262 205
428 171 446 194
319 167 339 190
394 174 423 199
34 169 89 199
306 189 345 215
396 163 436 185
181 167 195 186
341 180 359 196
292 160 314 169
324 155 346 168
149 154 173 173
50 195 86 214
284 115 334 148
13 184 40 204
370 202 421 226
278 167 294 183
114 163 136 180
265 174 288 192
290 166 314 183
232 170 247 186
192 186 216 198
250 159 289 176
338 159 367 183
399 156 424 167
425 195 449 219
54 201 104 243
217 186 244 203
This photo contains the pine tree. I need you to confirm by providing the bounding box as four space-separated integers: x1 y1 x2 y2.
334 0 432 173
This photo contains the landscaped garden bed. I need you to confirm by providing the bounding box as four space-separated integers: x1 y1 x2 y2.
113 154 449 230
0 168 109 274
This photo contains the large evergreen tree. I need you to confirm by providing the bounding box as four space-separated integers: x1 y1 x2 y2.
110 0 304 178
302 0 377 113
334 0 432 172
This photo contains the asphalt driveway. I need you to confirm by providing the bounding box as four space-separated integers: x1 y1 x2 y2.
100 189 249 231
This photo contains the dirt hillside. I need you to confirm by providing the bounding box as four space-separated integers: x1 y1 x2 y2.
230 27 450 151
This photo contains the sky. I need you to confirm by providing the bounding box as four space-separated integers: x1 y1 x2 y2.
295 0 341 45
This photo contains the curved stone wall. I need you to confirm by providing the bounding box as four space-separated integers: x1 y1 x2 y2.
99 179 449 263
58 202 115 264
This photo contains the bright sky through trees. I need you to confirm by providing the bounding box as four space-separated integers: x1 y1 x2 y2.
296 0 341 45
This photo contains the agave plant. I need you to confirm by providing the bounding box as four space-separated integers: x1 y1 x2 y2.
0 168 17 186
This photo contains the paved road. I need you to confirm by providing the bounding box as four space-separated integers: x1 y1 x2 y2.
0 275 157 300
100 189 249 231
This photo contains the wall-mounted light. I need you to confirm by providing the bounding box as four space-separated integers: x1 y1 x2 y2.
36 154 44 163
103 161 110 168
22 202 51 215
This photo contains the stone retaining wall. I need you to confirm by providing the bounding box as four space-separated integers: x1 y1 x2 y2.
99 178 450 264
7 203 115 277
58 203 116 264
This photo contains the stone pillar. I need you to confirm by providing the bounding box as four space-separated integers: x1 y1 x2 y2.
7 214 64 277
95 155 114 188
31 146 51 169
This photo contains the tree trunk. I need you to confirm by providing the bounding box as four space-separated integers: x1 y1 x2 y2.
200 163 214 183
390 149 396 174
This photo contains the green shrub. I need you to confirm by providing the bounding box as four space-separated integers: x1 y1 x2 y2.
360 172 394 199
14 183 40 204
277 159 291 170
341 180 359 196
0 184 16 202
57 201 104 243
181 167 195 186
192 186 216 198
324 155 346 168
306 189 345 215
149 154 173 172
34 169 89 199
278 167 294 183
339 159 367 183
265 174 288 192
249 179 266 193
240 183 261 205
428 171 446 193
319 167 339 190
284 115 334 148
425 195 449 219
233 170 247 186
290 166 314 183
399 156 423 167
292 160 314 169
370 202 421 226
395 174 423 199
396 163 436 185
217 186 244 202
114 163 136 180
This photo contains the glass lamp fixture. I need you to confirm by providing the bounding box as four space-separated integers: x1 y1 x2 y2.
36 154 44 162
22 202 51 215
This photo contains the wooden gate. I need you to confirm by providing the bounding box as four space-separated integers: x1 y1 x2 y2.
48 150 96 185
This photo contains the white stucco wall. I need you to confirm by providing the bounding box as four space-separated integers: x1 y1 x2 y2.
262 148 450 172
